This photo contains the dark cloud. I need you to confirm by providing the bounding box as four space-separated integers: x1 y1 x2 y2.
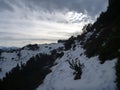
0 0 13 11
0 0 108 16
0 0 108 47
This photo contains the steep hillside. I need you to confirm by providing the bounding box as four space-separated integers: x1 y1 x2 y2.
0 41 117 90
82 0 120 63
0 43 64 79
37 44 116 90
80 0 120 89
0 0 120 90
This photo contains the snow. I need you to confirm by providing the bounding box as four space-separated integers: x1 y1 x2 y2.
0 43 64 79
37 45 117 90
0 41 117 90
84 31 93 42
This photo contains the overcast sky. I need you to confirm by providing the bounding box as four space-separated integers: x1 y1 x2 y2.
0 0 108 47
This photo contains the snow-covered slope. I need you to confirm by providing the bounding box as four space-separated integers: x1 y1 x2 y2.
37 43 117 90
0 41 117 90
0 37 118 90
0 43 64 79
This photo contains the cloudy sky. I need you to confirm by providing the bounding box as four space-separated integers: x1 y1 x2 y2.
0 0 108 47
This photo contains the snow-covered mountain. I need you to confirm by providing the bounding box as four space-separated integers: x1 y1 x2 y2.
0 40 117 90
0 43 64 79
37 44 116 90
0 46 18 51
0 0 120 90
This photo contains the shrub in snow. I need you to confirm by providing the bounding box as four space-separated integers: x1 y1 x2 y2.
51 49 64 60
67 59 84 80
82 23 92 33
0 53 55 90
0 68 2 72
0 50 4 61
0 56 4 61
56 52 64 59
22 44 39 51
0 50 2 56
58 39 66 43
64 36 75 50
17 51 21 59
57 47 64 51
